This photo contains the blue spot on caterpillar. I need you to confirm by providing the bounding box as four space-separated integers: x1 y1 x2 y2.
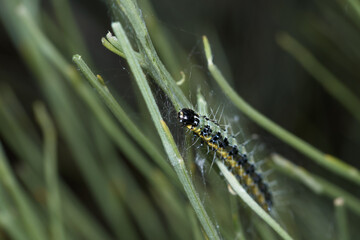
178 108 272 212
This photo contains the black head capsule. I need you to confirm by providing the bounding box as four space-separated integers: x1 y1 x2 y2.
178 108 200 127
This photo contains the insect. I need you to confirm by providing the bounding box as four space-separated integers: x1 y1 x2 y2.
178 108 272 212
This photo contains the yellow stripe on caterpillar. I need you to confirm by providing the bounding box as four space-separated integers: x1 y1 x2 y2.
178 108 273 212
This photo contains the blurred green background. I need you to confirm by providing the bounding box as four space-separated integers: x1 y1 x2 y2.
1 0 360 239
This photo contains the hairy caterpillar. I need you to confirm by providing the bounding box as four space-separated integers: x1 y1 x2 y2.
178 108 272 212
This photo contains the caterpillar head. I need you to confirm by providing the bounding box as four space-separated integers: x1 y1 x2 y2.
178 108 200 127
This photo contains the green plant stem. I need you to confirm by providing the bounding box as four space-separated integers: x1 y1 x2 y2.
111 21 220 240
72 56 176 181
1 3 124 239
252 218 277 240
72 57 193 236
138 0 182 76
103 32 146 66
101 36 126 58
15 5 188 237
186 205 204 240
16 2 176 182
21 167 114 240
216 161 293 240
0 143 47 240
0 91 113 240
15 6 137 239
0 209 28 240
90 120 178 240
111 0 192 110
229 197 246 240
195 87 286 239
276 32 360 123
334 198 349 240
272 154 323 194
16 1 177 185
50 0 91 61
272 154 360 216
0 97 42 172
202 35 360 185
348 0 360 20
0 184 29 240
34 102 65 240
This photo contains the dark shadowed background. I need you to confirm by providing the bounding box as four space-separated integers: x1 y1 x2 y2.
1 0 360 239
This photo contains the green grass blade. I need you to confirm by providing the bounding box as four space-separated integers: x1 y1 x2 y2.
334 198 349 240
72 55 176 182
0 186 29 240
186 205 205 240
272 154 360 216
0 90 113 240
14 6 138 238
0 143 47 240
90 120 170 240
34 102 66 240
68 59 191 235
21 168 114 240
195 89 275 240
0 98 42 172
17 1 176 184
216 161 293 240
111 21 220 240
110 0 191 110
49 0 91 61
138 0 182 76
347 0 360 21
202 35 360 186
276 32 360 123
252 218 277 240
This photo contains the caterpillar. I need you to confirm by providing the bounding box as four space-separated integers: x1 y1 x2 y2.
178 108 272 212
